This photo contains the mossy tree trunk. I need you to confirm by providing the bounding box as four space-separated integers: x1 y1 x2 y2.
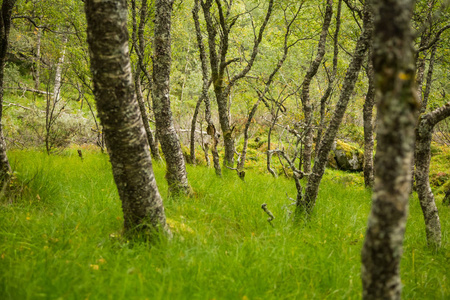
152 0 191 195
0 0 15 185
361 0 418 298
299 0 373 215
415 102 450 248
85 0 169 236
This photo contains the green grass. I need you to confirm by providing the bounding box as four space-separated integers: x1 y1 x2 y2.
1 149 449 299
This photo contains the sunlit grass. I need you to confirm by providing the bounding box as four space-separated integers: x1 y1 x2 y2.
0 149 449 299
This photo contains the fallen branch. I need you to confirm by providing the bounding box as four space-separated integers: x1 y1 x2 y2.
3 102 45 113
261 203 275 227
6 82 53 95
225 165 245 180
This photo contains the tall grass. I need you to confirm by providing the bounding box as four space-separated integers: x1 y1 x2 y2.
0 149 449 299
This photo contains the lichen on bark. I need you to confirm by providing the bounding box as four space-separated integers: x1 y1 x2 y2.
152 0 191 195
361 0 419 298
85 0 169 237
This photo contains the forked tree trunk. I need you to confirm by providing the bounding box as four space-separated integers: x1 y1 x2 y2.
200 0 274 167
0 0 15 185
300 0 333 174
415 102 450 248
361 0 418 299
300 0 373 215
153 0 191 195
363 46 375 188
85 0 169 236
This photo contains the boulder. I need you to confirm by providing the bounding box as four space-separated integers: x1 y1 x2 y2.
329 140 364 171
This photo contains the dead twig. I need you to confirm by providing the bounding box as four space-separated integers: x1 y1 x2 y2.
261 203 275 227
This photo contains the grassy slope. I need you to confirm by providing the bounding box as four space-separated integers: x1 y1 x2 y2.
0 149 449 299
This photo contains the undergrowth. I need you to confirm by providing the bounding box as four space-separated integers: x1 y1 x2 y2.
0 149 449 299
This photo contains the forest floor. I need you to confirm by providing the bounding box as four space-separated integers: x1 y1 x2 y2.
0 148 449 299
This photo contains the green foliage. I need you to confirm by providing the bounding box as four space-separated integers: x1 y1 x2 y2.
1 150 449 299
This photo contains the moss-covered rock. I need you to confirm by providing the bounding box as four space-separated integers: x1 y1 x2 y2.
327 150 338 169
329 140 364 171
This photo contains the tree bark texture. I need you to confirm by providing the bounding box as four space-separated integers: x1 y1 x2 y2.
300 0 333 174
152 0 191 195
85 0 169 235
0 0 15 184
415 102 450 248
361 1 418 299
363 45 375 188
131 0 161 161
300 0 373 215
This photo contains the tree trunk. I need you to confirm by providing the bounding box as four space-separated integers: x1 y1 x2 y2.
153 0 191 195
300 0 373 215
363 46 375 188
238 99 260 171
131 0 161 161
193 0 221 175
34 28 41 90
300 0 333 174
200 0 274 167
420 42 437 114
315 0 342 157
415 103 450 248
189 94 203 165
53 36 67 103
0 0 16 185
134 67 161 161
361 1 418 299
85 0 169 236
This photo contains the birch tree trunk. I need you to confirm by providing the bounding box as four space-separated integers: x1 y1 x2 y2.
415 102 450 248
153 0 191 195
85 0 169 236
363 46 375 188
361 0 418 298
191 0 221 176
300 0 373 215
131 0 161 161
34 28 41 90
0 0 15 185
200 0 274 167
420 42 437 114
53 36 67 103
315 0 342 157
300 0 333 174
